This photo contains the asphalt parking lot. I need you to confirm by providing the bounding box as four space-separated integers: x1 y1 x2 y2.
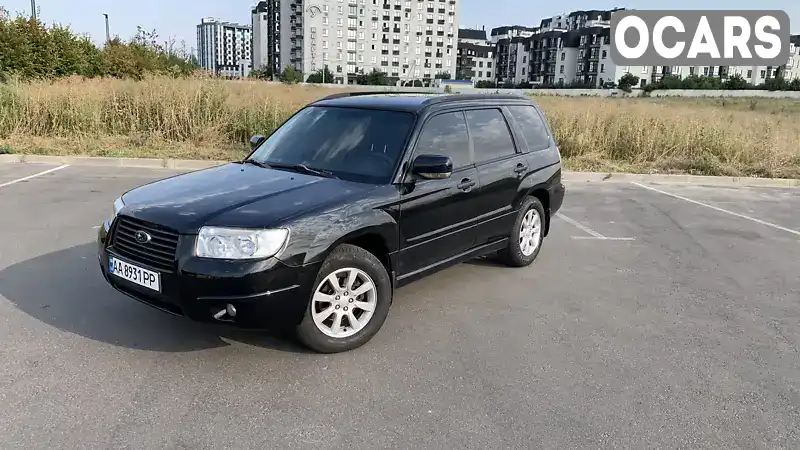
1 163 799 449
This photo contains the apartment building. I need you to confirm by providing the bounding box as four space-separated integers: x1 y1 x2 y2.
254 0 461 84
252 1 281 75
456 28 494 81
779 36 800 81
196 17 252 77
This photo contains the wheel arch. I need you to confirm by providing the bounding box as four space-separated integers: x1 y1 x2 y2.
525 187 551 236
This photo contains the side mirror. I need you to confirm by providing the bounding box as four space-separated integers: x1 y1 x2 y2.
411 154 453 180
249 135 266 150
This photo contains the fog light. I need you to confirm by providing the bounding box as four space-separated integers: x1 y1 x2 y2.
226 304 237 317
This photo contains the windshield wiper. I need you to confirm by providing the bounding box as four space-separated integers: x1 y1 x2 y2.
267 163 339 179
241 159 270 169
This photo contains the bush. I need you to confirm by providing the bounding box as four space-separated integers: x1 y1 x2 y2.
0 14 198 81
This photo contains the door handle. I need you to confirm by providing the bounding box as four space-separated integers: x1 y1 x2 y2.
457 178 476 192
514 163 528 174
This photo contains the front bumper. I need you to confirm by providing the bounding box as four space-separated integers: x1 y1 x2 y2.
96 221 320 329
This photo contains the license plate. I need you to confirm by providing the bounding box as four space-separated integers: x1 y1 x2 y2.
108 255 161 292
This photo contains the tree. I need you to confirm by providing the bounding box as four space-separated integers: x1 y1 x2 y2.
723 74 750 90
0 12 197 81
617 73 640 92
434 71 452 79
789 77 800 91
249 66 273 80
359 68 389 85
279 65 302 84
305 66 335 83
658 75 682 89
761 76 788 91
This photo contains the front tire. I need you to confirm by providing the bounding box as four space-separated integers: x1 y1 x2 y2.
296 244 392 353
497 196 546 267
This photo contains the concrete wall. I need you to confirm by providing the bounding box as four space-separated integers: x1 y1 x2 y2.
266 81 800 98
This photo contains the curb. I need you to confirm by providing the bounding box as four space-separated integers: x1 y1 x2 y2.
0 154 225 170
0 154 798 188
562 171 800 188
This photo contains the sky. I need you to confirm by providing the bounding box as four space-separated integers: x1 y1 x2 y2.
3 0 799 51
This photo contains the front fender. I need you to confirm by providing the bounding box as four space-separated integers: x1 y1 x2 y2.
276 198 400 268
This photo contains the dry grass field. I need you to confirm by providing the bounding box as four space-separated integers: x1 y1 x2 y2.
1 76 799 178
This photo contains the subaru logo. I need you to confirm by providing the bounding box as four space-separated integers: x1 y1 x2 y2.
134 230 152 244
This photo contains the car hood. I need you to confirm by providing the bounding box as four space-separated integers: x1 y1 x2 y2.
119 163 374 233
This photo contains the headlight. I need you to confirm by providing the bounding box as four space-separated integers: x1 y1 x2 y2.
109 197 125 224
194 227 290 260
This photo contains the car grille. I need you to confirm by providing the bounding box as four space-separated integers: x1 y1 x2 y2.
111 216 180 271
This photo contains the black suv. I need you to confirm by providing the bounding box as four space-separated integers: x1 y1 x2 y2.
97 93 565 353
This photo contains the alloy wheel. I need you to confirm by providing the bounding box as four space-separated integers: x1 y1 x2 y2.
519 209 542 256
311 267 378 338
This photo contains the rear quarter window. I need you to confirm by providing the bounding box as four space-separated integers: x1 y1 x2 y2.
506 105 551 152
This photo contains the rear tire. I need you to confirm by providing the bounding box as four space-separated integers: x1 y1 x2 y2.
296 244 392 353
497 196 546 267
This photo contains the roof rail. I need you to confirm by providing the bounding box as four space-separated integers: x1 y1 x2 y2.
315 90 443 101
420 93 531 106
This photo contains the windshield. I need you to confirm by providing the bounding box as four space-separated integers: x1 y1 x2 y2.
248 106 415 184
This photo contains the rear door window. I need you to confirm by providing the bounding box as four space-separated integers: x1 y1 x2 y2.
464 109 517 164
506 105 551 152
414 111 471 169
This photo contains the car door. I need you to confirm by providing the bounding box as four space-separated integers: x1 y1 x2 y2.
465 107 529 246
397 110 481 277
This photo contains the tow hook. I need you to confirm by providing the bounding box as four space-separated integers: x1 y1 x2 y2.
213 304 237 321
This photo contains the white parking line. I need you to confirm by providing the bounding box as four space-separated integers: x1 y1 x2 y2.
632 182 800 238
555 212 636 241
556 212 605 238
0 164 70 189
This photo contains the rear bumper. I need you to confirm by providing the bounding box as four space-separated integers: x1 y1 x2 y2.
549 181 565 215
545 182 565 236
97 223 320 329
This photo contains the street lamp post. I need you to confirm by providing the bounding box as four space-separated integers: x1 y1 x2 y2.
30 0 36 20
103 14 110 44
